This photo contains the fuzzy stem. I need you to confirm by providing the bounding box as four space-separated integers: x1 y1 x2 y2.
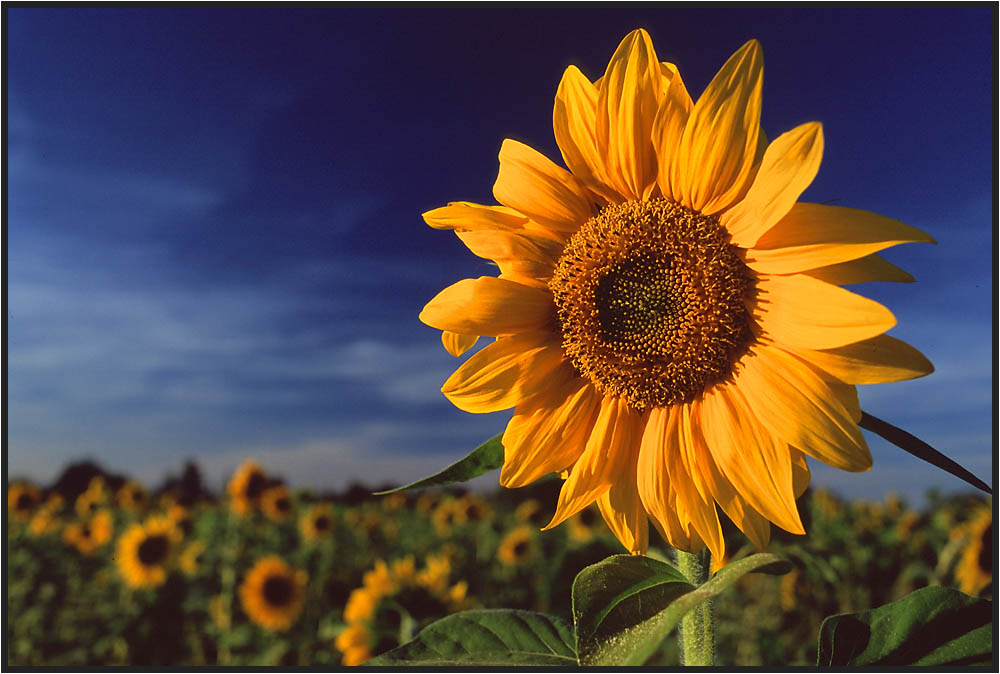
676 549 714 666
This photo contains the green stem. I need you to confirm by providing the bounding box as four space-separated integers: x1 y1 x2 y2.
676 549 714 666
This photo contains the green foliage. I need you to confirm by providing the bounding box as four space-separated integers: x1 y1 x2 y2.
373 434 503 494
817 586 993 666
365 609 576 666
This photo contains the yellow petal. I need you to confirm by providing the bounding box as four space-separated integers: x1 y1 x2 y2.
674 405 725 561
493 139 595 231
735 345 872 472
788 334 934 385
422 201 528 231
754 273 897 350
747 203 935 274
419 276 553 337
456 229 563 268
723 122 824 248
596 466 649 555
804 253 915 285
653 63 693 203
673 40 763 215
789 449 811 498
442 331 479 357
553 66 620 205
545 397 643 529
441 333 564 413
699 385 804 535
637 406 693 550
500 375 602 488
595 29 662 201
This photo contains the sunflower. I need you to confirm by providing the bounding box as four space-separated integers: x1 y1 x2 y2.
115 516 181 588
179 540 206 576
381 492 408 512
419 29 934 564
300 503 336 541
335 623 373 667
116 481 147 511
227 459 268 516
260 484 295 522
515 499 548 527
415 491 442 514
456 493 492 523
8 483 42 521
498 525 538 567
239 555 308 631
567 504 604 543
64 510 114 556
956 506 992 596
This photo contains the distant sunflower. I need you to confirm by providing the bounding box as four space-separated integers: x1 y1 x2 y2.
431 499 461 536
335 623 373 667
381 492 407 512
8 483 42 521
514 499 548 527
64 510 114 556
166 503 194 536
239 555 307 631
420 29 934 564
498 526 537 567
116 516 180 588
956 506 992 596
300 503 335 541
456 494 492 523
179 540 206 576
260 485 295 523
567 505 604 543
227 460 268 516
116 481 147 511
415 491 442 514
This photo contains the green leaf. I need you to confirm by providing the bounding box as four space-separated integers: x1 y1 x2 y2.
363 609 576 666
573 552 790 666
817 586 992 666
373 434 503 494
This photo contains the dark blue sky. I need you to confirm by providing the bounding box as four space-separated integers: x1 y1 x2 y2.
7 7 993 501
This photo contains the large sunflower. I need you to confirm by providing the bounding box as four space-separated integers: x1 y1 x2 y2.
238 555 308 632
420 29 934 564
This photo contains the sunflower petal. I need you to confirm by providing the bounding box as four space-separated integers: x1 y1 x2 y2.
456 229 563 267
723 122 824 248
789 449 811 498
637 406 693 550
673 405 726 561
754 273 897 350
653 64 693 203
674 40 763 215
545 397 643 529
553 66 620 204
423 201 528 231
493 139 595 232
747 203 935 274
699 385 805 535
737 345 872 472
596 467 649 555
789 334 934 385
441 333 564 413
441 331 479 357
501 375 602 488
595 29 662 201
804 253 915 285
419 276 553 337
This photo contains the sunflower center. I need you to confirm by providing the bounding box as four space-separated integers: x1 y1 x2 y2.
16 493 33 510
263 575 294 606
512 541 530 558
137 535 170 566
314 515 331 531
550 198 754 410
276 497 291 512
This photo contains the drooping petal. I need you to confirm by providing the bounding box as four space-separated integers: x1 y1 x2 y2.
788 334 934 385
672 40 763 215
746 203 935 274
501 375 602 488
596 465 649 555
419 276 553 337
441 332 564 413
652 63 693 203
545 397 644 529
723 122 824 248
595 29 662 201
753 273 897 350
699 384 805 535
735 345 872 472
493 139 595 232
804 253 915 285
637 407 694 550
422 201 528 231
442 331 478 357
553 66 620 204
673 405 726 561
789 449 811 498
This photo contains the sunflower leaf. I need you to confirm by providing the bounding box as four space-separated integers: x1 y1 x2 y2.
573 552 790 666
860 411 992 495
817 586 993 665
362 609 576 666
373 433 503 495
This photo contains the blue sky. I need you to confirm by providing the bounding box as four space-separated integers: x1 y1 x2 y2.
6 7 993 503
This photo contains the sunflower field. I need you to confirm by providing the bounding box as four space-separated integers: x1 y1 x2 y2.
5 459 992 667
